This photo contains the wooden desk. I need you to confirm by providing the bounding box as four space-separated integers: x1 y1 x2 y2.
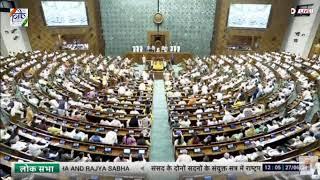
152 71 164 80
125 52 193 64
175 123 308 161
11 122 149 160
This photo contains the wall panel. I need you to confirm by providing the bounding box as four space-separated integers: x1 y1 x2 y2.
159 0 216 57
213 0 294 55
100 0 157 56
309 24 320 57
100 0 216 56
18 0 104 55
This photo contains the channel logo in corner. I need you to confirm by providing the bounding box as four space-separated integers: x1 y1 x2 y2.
9 8 28 27
291 7 313 15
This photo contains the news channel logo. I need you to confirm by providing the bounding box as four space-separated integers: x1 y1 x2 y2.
291 7 314 15
299 156 320 179
9 8 28 27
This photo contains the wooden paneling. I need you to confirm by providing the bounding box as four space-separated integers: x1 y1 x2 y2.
18 0 104 55
147 31 170 46
125 52 193 64
213 0 294 55
309 24 320 57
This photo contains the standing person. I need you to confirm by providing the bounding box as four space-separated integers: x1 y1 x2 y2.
25 106 34 125
57 97 68 116
234 88 246 107
170 53 174 66
10 100 24 118
142 55 146 65
145 100 151 114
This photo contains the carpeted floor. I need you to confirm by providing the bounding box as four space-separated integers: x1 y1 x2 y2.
172 64 183 77
150 80 175 162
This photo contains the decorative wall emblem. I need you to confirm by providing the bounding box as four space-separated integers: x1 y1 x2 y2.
153 12 164 24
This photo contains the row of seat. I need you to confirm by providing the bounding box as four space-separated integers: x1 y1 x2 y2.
166 52 319 162
0 51 154 167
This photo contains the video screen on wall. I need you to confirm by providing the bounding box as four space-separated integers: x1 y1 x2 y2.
41 1 88 26
227 4 272 29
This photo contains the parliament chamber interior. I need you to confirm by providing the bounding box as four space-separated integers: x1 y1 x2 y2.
0 0 320 180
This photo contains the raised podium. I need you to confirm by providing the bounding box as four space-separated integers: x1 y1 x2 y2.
151 60 165 79
152 60 164 71
125 52 193 64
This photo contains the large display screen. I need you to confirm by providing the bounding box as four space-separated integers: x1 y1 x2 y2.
227 4 272 29
41 1 88 26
